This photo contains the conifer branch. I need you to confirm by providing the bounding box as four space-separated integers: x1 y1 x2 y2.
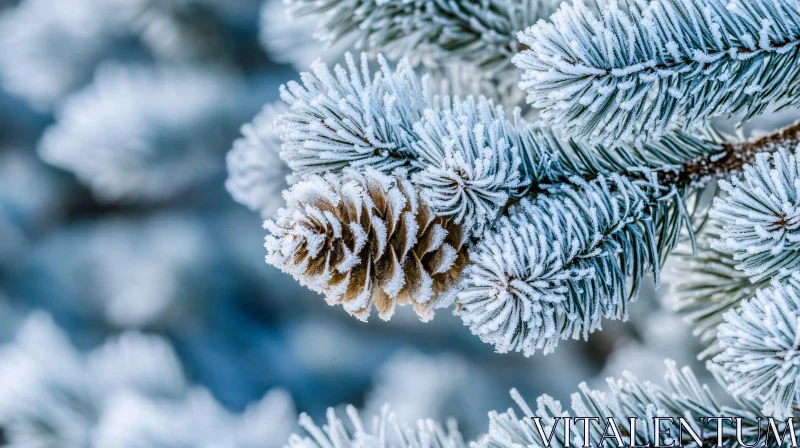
477 361 771 448
456 174 661 356
714 275 800 420
283 0 560 77
514 0 800 147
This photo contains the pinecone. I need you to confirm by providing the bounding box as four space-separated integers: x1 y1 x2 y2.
264 168 467 321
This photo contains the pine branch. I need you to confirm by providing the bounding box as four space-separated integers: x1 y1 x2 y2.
477 361 770 448
527 120 800 194
514 0 800 147
271 53 800 355
281 53 800 214
663 120 800 187
286 405 467 448
669 221 768 359
711 144 800 282
714 275 800 420
283 0 560 78
277 53 535 235
276 53 731 235
456 174 661 356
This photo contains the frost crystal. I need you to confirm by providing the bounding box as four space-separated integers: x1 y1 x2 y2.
715 276 800 419
265 168 466 322
514 0 800 147
456 175 658 356
711 147 800 282
227 102 294 218
39 64 240 202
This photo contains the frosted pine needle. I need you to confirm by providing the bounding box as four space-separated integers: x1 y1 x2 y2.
285 405 467 448
411 96 528 236
714 276 800 420
456 174 658 356
514 0 800 147
711 146 800 282
227 102 294 218
277 53 428 178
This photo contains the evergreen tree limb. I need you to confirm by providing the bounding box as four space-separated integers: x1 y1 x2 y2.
283 0 561 78
514 0 800 147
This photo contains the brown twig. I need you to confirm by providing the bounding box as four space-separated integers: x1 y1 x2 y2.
660 119 800 188
501 120 800 216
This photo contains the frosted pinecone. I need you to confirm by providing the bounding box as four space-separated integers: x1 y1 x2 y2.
264 168 467 322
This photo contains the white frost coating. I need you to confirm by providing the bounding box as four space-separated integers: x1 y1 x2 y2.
411 96 527 237
514 0 800 147
715 276 800 420
285 404 467 448
278 53 428 178
227 102 294 217
39 64 240 202
281 0 562 78
475 361 762 448
711 146 800 282
456 174 658 356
